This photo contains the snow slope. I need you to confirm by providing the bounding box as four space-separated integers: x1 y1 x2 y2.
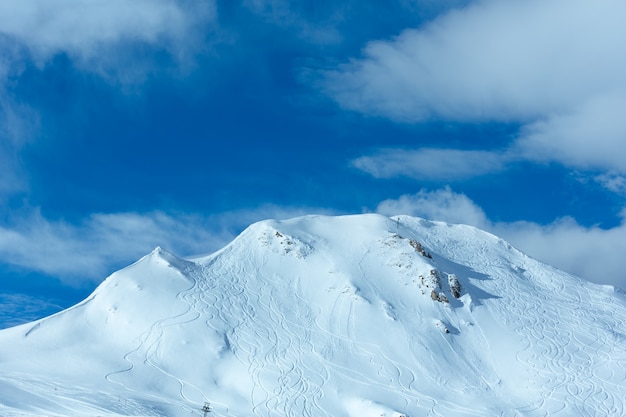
0 214 625 417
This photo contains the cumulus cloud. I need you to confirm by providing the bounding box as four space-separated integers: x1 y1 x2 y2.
322 0 626 122
377 187 490 228
491 218 626 290
321 0 626 180
377 188 626 289
352 148 508 180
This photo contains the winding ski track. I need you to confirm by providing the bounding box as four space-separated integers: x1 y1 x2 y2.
5 217 626 417
81 229 626 417
475 257 626 417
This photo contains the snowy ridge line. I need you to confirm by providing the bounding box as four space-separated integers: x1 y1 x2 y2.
101 255 205 415
0 214 625 416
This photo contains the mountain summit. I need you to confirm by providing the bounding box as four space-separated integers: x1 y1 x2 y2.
1 214 625 416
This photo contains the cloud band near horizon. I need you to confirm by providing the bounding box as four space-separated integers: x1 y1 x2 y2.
377 188 626 289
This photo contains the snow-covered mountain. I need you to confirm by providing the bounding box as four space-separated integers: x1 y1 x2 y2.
1 214 625 417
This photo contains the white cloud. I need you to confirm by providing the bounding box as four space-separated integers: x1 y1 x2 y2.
490 217 626 290
0 0 215 66
322 0 626 122
0 210 222 284
515 92 626 172
377 187 489 228
352 148 507 180
0 0 216 93
0 293 63 329
243 0 343 44
0 204 339 285
0 92 40 199
321 0 626 179
243 0 471 46
206 203 339 236
594 173 626 196
377 188 626 289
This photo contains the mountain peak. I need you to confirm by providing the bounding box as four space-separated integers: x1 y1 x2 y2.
1 214 625 417
148 245 189 267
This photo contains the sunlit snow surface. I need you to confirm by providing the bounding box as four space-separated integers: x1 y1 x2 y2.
1 214 625 416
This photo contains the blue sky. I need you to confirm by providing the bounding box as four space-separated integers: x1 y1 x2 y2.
1 0 626 328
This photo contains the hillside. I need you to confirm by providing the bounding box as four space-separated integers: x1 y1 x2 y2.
0 214 625 417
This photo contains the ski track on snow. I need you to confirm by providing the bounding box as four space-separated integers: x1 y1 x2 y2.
460 250 626 417
2 215 626 417
103 262 214 416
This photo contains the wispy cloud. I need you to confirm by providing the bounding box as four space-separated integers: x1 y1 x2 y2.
242 0 470 46
352 148 508 180
377 188 626 289
320 0 626 184
0 293 64 329
0 93 39 199
0 0 215 72
0 141 27 199
0 210 220 284
243 0 343 44
594 173 626 197
0 204 339 286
